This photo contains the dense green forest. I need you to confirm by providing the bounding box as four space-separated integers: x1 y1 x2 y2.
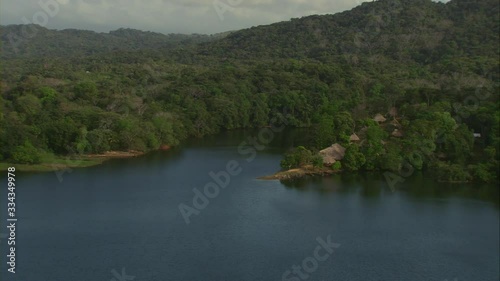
0 25 228 59
0 0 498 182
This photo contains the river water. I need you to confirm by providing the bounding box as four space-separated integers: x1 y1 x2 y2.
1 130 498 281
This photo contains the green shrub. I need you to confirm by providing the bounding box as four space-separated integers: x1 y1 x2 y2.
12 141 41 164
280 146 314 169
433 162 471 183
312 154 324 168
468 164 497 183
332 161 342 170
343 145 366 171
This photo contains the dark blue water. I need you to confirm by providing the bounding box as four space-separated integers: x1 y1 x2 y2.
1 131 499 281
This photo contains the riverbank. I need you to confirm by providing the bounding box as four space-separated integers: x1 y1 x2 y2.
259 165 340 180
0 150 146 172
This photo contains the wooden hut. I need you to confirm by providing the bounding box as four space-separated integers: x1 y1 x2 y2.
391 129 403 138
373 114 387 123
319 143 346 165
350 133 361 142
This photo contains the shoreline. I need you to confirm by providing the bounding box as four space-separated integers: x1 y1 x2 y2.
259 167 480 184
259 166 340 181
0 150 149 173
85 150 145 159
0 150 492 185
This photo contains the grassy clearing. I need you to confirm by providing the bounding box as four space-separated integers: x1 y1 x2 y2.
0 152 105 173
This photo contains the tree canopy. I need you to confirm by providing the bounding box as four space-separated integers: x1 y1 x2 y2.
0 0 498 183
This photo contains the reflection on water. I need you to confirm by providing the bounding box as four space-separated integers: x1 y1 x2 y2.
280 171 499 207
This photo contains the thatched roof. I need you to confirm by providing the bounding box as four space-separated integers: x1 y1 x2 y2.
350 133 360 142
437 152 447 159
319 143 346 165
374 114 387 123
389 107 398 118
390 119 402 129
391 129 403 138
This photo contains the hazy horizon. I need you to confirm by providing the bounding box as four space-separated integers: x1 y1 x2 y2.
0 0 450 35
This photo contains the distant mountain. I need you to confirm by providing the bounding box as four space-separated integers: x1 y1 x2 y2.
196 0 498 63
2 0 497 70
1 0 497 80
0 25 227 58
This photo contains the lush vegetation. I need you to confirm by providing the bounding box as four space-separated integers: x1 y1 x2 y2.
280 146 324 170
0 0 498 182
0 25 226 59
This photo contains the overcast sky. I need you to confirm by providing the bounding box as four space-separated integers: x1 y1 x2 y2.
1 0 448 34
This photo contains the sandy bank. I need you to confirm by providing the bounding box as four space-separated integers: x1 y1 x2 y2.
259 165 339 180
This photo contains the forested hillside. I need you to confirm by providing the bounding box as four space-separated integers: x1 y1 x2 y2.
0 24 225 59
0 0 498 182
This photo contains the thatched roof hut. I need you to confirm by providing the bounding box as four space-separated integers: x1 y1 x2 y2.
437 152 447 159
390 118 402 129
391 129 403 138
373 114 387 123
350 133 360 142
389 107 398 118
319 143 346 165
